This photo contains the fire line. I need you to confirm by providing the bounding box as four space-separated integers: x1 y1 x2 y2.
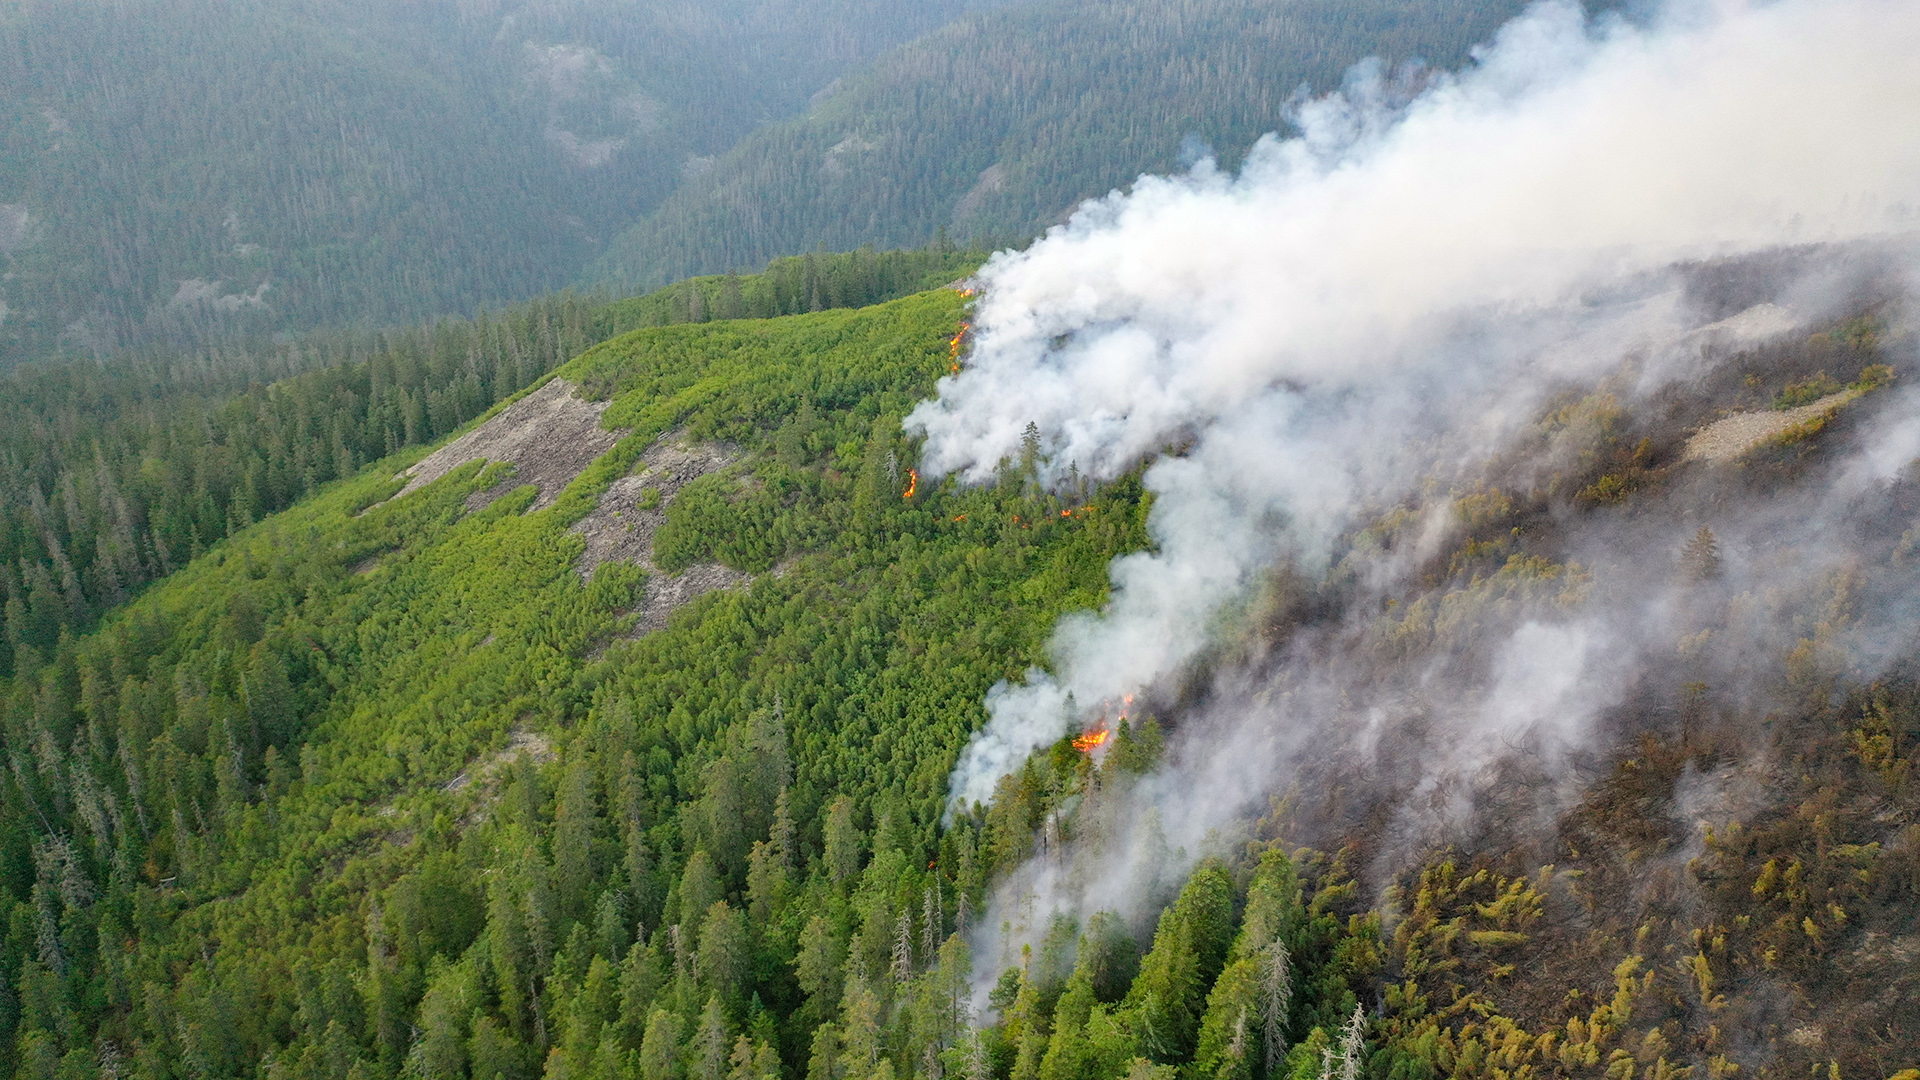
1072 728 1111 753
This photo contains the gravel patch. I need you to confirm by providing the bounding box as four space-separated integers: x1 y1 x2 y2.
1682 389 1859 464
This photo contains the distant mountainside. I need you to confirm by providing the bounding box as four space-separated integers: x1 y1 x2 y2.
0 0 1534 360
0 0 970 360
587 0 1529 290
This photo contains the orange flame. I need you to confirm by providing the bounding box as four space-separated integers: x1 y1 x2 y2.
902 469 918 499
948 322 971 373
1073 728 1112 753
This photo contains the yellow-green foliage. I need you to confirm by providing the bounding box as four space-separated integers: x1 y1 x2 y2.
1371 554 1591 658
1540 391 1625 455
1772 372 1843 410
1852 363 1895 391
1576 437 1653 506
1452 490 1514 532
1767 364 1894 448
593 249 987 337
1373 864 1667 1080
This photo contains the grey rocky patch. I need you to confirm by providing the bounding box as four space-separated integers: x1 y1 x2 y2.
571 431 750 635
952 162 1006 227
631 562 752 636
446 725 556 831
444 726 552 795
392 378 623 512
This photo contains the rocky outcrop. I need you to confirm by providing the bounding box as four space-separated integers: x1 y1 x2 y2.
571 431 750 635
393 378 623 511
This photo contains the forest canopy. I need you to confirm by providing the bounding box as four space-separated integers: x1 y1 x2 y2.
0 275 1916 1080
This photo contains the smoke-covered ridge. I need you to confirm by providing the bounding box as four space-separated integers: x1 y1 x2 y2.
912 0 1920 822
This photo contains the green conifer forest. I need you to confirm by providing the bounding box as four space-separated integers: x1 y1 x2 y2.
1 277 1915 1080
0 2 1914 1080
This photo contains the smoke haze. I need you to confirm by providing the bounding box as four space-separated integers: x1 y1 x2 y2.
906 0 1920 956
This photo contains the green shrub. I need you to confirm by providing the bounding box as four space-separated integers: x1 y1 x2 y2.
1774 371 1842 409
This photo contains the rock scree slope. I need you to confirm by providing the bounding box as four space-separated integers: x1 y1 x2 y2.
1682 387 1863 463
392 378 623 509
571 431 751 635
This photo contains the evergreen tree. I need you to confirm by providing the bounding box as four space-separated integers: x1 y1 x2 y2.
639 1010 684 1080
553 761 601 924
1125 862 1236 1064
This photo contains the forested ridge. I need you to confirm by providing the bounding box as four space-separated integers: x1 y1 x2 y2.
0 279 1914 1080
0 285 1159 1080
589 0 1530 290
0 247 982 680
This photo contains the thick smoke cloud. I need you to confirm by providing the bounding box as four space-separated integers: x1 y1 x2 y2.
910 0 1920 825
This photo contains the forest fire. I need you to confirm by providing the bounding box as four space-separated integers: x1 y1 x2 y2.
948 323 970 372
902 468 918 499
1072 727 1110 753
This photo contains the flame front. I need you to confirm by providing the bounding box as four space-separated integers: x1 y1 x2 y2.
1072 728 1111 753
902 469 918 499
948 323 970 373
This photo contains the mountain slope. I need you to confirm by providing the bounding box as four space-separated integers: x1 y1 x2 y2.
0 0 970 360
0 245 983 682
1 267 1916 1080
588 0 1529 289
0 286 1154 1080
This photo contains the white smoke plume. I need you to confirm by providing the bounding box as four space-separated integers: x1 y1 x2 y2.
911 0 1920 824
